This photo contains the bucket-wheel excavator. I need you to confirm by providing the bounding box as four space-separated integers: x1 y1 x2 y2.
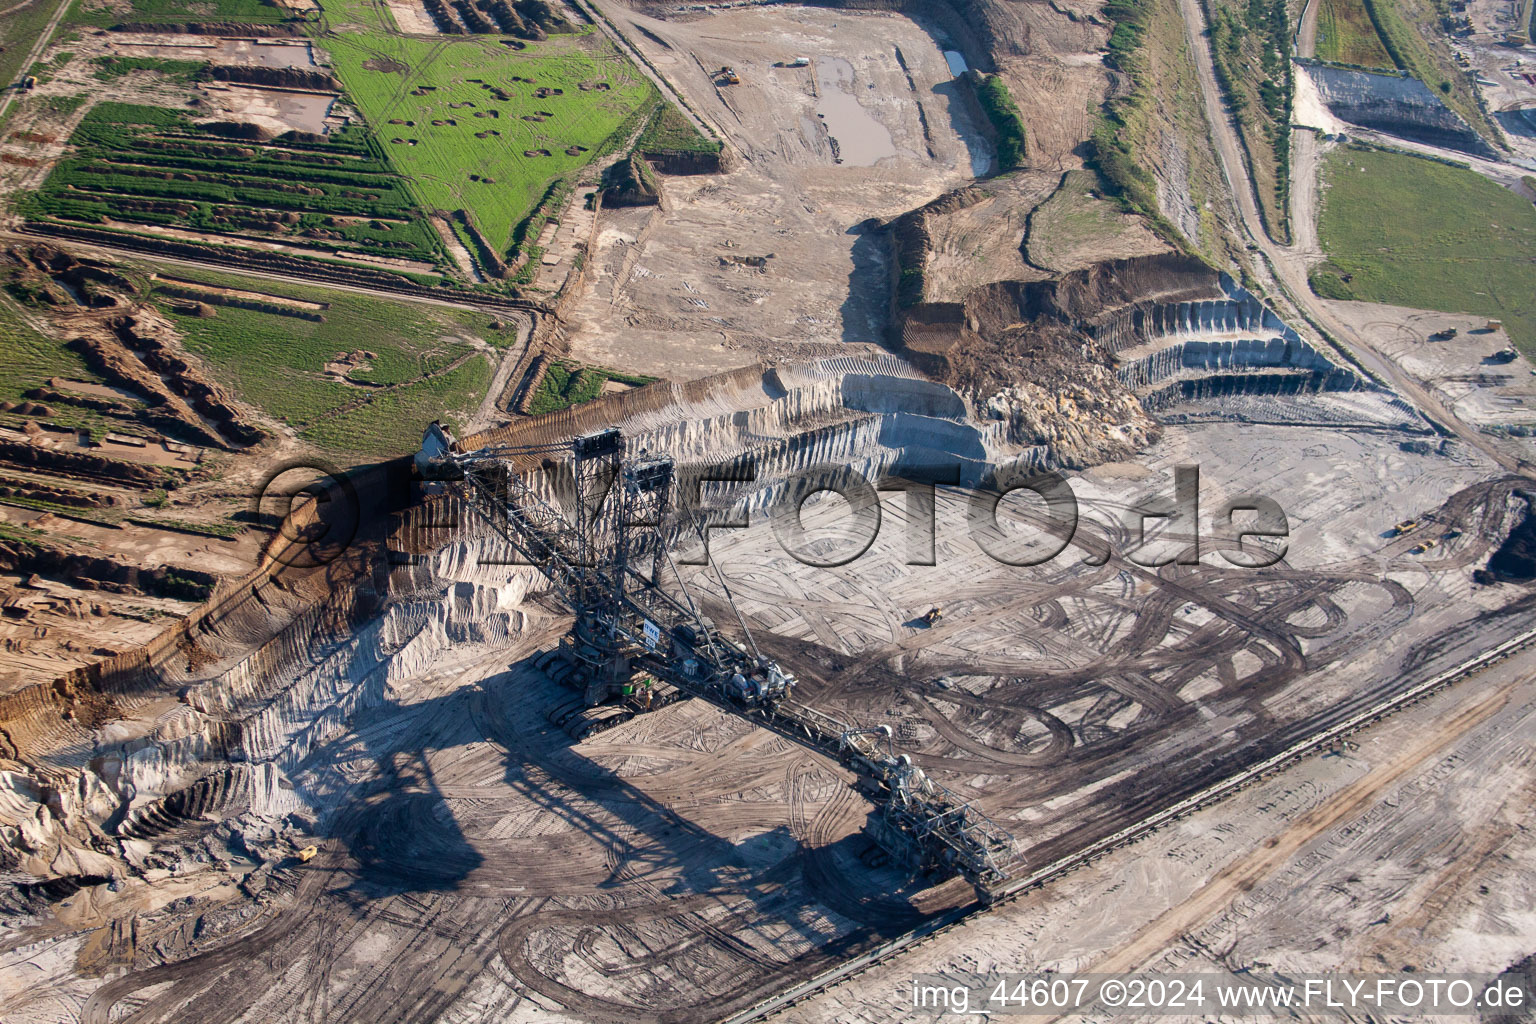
417 423 1021 902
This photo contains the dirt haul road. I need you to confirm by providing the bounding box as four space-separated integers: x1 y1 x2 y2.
1176 0 1535 477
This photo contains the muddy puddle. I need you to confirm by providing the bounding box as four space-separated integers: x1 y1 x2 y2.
205 85 335 134
814 56 896 166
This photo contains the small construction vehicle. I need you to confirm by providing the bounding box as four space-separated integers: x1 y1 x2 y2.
717 66 740 85
1429 328 1458 341
922 606 943 625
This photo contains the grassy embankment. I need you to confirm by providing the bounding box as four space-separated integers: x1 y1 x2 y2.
634 102 721 158
61 0 290 30
1310 147 1536 355
974 74 1027 171
0 302 102 417
1026 169 1163 271
1315 0 1394 67
1091 0 1235 260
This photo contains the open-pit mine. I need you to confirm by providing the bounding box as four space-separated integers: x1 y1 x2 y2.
2 0 1535 1018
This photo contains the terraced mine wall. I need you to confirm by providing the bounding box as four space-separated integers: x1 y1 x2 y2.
1305 64 1498 158
0 457 429 880
1116 337 1334 389
1092 271 1376 411
152 284 328 321
461 361 778 455
1004 254 1222 328
894 253 1223 380
1141 367 1366 411
0 357 1000 881
889 250 1382 441
1089 275 1298 353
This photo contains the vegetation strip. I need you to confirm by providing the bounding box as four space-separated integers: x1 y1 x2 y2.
974 74 1027 171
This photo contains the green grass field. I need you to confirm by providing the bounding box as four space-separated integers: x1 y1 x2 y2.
526 360 652 414
0 302 101 407
1312 148 1536 355
155 270 501 456
302 354 490 454
1026 169 1154 271
1315 0 1394 67
64 0 292 29
0 297 131 439
318 8 656 254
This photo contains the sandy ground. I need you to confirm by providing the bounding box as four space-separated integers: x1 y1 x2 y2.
562 6 992 377
108 36 319 68
1322 300 1536 431
384 0 440 35
0 501 266 694
7 385 1532 1022
781 639 1536 1022
676 408 1527 868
